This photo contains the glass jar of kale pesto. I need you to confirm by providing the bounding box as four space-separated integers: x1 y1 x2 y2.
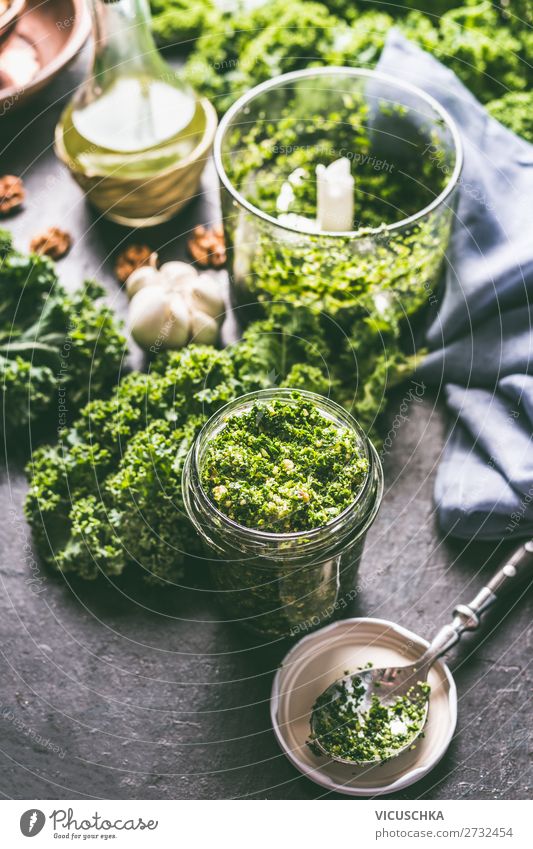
182 389 383 639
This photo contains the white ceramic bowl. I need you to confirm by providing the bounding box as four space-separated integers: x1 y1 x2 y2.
271 617 457 797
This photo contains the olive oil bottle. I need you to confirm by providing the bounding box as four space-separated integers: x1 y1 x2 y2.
55 0 214 226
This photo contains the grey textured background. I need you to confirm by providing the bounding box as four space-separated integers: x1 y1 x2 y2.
0 50 531 800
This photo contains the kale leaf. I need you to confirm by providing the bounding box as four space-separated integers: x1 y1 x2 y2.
151 0 221 46
183 2 532 115
25 347 239 584
486 91 533 142
0 230 127 444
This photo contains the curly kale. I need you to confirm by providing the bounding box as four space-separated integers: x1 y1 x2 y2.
184 2 531 116
103 417 203 584
378 0 458 11
327 4 527 104
52 419 203 583
1 356 56 437
325 11 438 70
0 229 56 329
150 0 221 46
235 2 338 80
229 309 334 395
25 347 240 584
185 0 339 115
149 0 466 50
0 231 127 443
486 91 533 142
435 2 526 102
499 0 533 30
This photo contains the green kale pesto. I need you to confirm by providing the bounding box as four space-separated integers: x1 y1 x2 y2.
310 674 430 763
200 395 368 533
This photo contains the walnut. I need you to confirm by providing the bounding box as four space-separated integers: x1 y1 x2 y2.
30 227 71 259
114 244 158 283
0 174 25 216
187 225 226 268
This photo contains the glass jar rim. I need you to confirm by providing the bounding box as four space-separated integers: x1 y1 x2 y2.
214 66 463 239
189 388 381 545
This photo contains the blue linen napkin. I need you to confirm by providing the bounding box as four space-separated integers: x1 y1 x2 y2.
376 31 533 540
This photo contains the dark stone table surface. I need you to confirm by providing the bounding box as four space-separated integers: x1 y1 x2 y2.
0 50 531 801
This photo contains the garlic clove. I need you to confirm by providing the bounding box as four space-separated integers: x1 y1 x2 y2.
190 309 219 345
189 274 225 323
159 261 198 293
165 296 191 348
129 287 173 349
125 265 161 300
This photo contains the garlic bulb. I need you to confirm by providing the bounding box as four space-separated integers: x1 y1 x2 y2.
166 296 190 348
125 265 161 299
159 261 198 293
129 287 172 349
190 274 225 322
125 260 225 352
190 309 219 345
129 287 189 351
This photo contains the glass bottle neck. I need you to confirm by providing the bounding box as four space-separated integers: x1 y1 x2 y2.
89 0 165 82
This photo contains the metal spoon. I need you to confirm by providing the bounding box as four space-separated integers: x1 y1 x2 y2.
310 539 533 766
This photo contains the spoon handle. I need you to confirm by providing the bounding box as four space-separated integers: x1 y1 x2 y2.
418 539 533 669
